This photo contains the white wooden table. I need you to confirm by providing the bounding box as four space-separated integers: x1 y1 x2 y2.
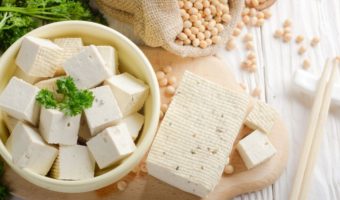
102 0 340 199
6 0 340 199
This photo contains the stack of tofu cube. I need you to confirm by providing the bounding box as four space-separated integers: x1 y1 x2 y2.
0 36 149 180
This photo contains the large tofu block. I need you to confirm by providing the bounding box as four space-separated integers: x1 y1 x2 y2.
39 108 80 145
64 45 112 89
118 113 144 140
0 77 40 125
6 122 58 175
3 114 19 132
237 130 277 169
53 38 84 76
51 145 95 180
146 71 249 197
84 86 123 136
96 46 119 74
104 73 149 116
245 101 278 134
87 124 136 169
16 36 63 77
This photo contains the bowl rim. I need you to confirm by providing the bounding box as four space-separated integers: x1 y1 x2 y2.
0 21 160 191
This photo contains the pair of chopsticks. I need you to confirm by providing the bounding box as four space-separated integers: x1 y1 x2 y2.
290 58 339 200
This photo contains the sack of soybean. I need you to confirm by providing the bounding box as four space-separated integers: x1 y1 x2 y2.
96 0 244 57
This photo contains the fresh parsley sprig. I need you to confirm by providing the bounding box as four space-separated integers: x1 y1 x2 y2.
0 0 107 50
36 76 94 116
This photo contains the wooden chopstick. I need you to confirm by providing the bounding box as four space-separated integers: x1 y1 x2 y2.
290 58 339 200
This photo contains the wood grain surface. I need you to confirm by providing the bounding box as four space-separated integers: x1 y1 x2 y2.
4 47 288 200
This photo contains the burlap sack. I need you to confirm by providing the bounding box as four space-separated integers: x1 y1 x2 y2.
96 0 244 57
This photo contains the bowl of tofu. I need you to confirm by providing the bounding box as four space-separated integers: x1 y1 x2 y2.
0 21 160 192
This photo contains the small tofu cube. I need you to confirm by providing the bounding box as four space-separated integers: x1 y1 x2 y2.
0 77 40 125
64 45 112 89
3 114 19 132
14 68 46 84
39 108 81 145
87 124 136 169
6 122 58 175
104 73 149 116
53 38 84 76
51 145 95 180
84 86 123 136
237 130 277 169
16 36 63 77
245 101 278 134
96 46 119 74
118 113 144 140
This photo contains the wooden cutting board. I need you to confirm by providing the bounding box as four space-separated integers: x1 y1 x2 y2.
4 47 289 200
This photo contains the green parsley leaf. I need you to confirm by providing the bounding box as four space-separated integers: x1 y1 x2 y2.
36 76 94 116
36 89 58 109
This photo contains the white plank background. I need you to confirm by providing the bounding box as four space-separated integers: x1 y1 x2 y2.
6 0 340 199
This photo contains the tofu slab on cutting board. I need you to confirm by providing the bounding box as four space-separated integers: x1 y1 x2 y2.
146 71 249 197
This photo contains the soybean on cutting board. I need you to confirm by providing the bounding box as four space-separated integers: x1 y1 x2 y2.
3 47 288 200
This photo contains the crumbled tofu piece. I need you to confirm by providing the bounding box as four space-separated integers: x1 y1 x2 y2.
14 68 45 84
39 108 81 145
15 36 63 77
104 73 149 116
245 101 278 134
63 45 112 89
53 38 84 76
237 130 277 169
3 114 19 132
96 46 119 74
87 124 136 169
84 86 123 136
118 113 144 140
6 122 58 175
146 71 249 197
51 145 95 180
0 77 40 125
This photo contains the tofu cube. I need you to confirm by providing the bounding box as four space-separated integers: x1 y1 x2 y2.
34 76 64 100
51 145 95 180
0 77 40 125
245 101 278 134
118 113 144 140
6 122 58 175
63 45 112 89
3 114 19 132
53 38 84 76
237 130 277 169
84 86 123 136
15 36 63 77
104 73 149 116
39 108 81 145
96 46 119 74
87 124 136 169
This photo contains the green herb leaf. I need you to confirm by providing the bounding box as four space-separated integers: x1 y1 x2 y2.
36 89 58 109
36 76 94 116
0 0 107 51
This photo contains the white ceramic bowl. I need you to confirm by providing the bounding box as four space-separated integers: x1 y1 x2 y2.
0 21 160 193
